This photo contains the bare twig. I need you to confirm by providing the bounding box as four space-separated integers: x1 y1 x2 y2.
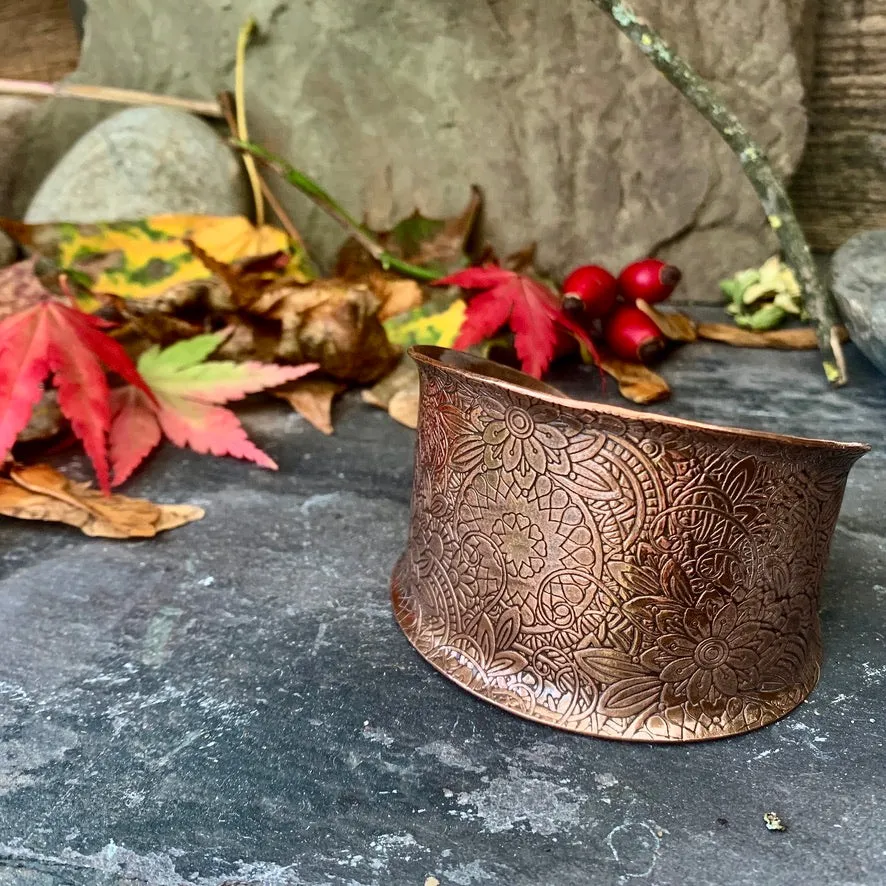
217 93 307 248
232 140 440 282
0 78 222 118
588 0 847 385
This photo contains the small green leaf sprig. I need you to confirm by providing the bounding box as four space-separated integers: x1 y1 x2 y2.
719 256 806 331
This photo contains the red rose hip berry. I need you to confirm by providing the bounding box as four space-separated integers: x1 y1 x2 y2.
618 258 682 304
561 264 618 318
603 304 666 363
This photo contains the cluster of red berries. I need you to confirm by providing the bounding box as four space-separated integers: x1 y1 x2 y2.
561 259 682 363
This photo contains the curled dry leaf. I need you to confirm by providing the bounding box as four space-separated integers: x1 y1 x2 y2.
253 280 400 383
105 243 400 385
635 299 698 342
274 377 346 435
373 276 424 322
600 356 670 404
0 463 204 538
362 356 420 429
0 256 54 321
503 243 538 273
696 323 848 350
183 237 284 311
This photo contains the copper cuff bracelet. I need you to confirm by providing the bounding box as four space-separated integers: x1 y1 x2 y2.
391 346 869 742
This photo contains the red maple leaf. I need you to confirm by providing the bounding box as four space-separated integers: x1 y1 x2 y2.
0 264 153 493
436 266 600 378
109 332 318 486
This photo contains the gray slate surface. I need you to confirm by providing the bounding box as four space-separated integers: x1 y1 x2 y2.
1 322 885 886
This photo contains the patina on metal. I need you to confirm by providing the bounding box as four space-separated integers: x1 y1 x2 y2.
392 346 869 742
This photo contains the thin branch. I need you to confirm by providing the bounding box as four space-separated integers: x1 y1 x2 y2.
0 77 222 118
217 93 307 248
235 18 264 226
232 140 440 282
588 0 847 385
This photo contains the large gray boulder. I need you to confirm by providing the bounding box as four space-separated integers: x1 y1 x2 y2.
11 0 814 300
831 231 886 376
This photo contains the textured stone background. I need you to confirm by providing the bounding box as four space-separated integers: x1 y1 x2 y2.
11 0 816 301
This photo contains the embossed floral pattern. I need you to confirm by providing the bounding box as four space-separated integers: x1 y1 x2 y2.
642 601 774 706
447 396 580 490
492 512 547 578
392 355 863 742
483 404 570 486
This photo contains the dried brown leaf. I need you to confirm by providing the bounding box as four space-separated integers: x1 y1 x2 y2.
503 242 538 273
696 323 848 350
0 463 204 538
372 275 424 321
636 300 698 342
600 357 670 404
388 388 419 428
184 237 268 309
18 391 63 443
152 503 208 533
362 355 420 427
97 279 231 340
266 280 400 383
274 377 346 435
0 257 50 321
101 264 399 384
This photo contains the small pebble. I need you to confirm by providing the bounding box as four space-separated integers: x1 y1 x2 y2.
764 811 786 832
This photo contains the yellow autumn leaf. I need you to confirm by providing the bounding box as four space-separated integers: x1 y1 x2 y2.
188 216 289 265
1 214 312 309
383 298 466 348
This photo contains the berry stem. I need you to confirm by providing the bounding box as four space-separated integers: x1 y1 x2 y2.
588 0 846 385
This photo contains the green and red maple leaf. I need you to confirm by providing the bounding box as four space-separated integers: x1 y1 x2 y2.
109 333 316 485
0 259 316 491
436 266 600 377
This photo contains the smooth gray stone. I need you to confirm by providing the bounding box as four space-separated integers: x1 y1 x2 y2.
24 107 249 224
832 230 886 375
0 310 883 885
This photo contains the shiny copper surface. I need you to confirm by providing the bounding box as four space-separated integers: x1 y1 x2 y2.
391 346 869 742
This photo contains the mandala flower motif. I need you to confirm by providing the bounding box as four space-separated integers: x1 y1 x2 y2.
640 601 775 706
481 401 577 490
492 512 547 577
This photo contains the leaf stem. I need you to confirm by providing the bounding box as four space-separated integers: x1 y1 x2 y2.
588 0 846 385
235 18 264 226
217 93 307 249
231 140 440 282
